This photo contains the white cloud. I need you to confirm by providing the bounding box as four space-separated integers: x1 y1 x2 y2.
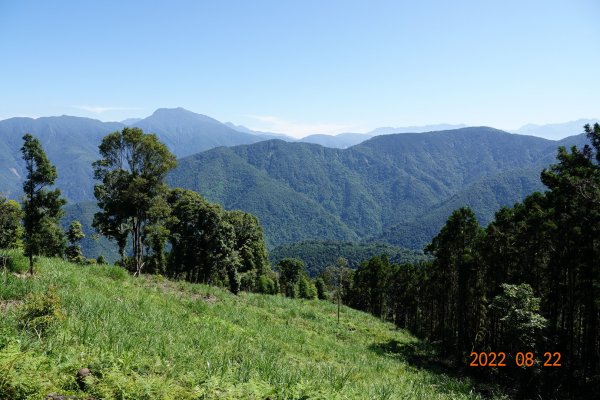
245 115 357 138
72 105 141 114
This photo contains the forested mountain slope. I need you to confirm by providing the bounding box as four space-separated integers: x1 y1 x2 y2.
169 127 589 248
0 108 273 202
0 116 122 201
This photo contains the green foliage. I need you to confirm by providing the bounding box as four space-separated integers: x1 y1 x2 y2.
491 283 547 350
93 127 177 275
0 251 29 274
65 220 86 263
62 201 120 262
297 274 317 300
270 240 428 277
0 342 67 400
276 258 306 298
342 125 600 398
350 256 392 318
21 134 66 273
19 286 63 338
225 210 270 278
0 256 497 399
167 128 585 249
0 195 23 249
257 274 278 295
315 277 327 300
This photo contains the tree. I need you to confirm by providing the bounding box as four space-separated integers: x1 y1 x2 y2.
491 283 547 351
315 277 328 300
297 274 317 299
225 210 270 284
351 255 392 317
0 195 23 249
93 128 176 275
66 220 85 263
21 134 66 274
539 122 600 380
166 188 271 295
276 258 305 298
167 189 236 286
426 207 484 359
334 257 349 323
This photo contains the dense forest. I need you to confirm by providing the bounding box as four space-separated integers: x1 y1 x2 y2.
322 123 599 399
269 240 429 277
1 123 598 399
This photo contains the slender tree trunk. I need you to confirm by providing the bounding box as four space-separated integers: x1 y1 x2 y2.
337 292 341 324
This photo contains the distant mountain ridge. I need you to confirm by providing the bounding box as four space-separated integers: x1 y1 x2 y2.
1 109 595 253
298 123 468 149
0 108 274 201
168 127 591 248
511 119 598 140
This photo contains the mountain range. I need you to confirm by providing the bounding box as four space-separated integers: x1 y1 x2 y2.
167 127 590 248
0 108 595 255
0 108 275 202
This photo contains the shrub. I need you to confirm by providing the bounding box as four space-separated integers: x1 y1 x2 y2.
257 275 277 295
19 286 63 337
100 265 129 281
0 251 29 274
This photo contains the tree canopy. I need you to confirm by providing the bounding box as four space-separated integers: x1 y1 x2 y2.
93 127 177 275
21 134 66 273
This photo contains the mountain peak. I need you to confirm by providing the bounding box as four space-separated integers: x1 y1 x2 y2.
145 108 220 125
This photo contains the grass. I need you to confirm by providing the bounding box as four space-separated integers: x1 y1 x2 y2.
0 252 507 399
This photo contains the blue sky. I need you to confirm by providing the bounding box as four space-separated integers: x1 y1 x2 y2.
1 0 599 137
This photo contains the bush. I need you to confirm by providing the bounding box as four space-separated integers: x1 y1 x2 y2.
0 251 29 274
99 265 129 281
297 275 317 300
257 275 277 295
19 286 63 337
97 255 107 264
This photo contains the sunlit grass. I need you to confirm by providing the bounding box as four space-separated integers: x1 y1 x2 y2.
0 254 506 399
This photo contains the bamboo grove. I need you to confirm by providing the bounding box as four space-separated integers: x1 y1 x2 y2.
340 124 600 398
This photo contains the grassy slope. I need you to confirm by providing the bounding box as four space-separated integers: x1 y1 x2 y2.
0 254 504 399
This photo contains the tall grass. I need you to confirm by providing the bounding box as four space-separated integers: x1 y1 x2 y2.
0 256 506 399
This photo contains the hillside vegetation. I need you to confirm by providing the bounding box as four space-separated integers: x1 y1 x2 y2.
169 128 590 248
270 241 429 277
0 253 501 399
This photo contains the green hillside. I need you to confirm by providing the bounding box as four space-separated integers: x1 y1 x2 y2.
0 109 274 203
168 128 590 248
0 253 503 399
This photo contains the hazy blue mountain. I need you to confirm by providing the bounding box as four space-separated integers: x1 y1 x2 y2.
0 108 277 201
512 119 598 140
298 132 375 149
62 201 119 262
367 123 468 136
0 116 123 201
169 127 588 248
224 122 295 141
299 123 468 148
120 117 142 125
130 108 272 157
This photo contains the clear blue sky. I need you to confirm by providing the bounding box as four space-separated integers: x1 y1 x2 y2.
1 0 598 137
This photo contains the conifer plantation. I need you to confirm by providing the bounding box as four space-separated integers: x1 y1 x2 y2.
0 125 598 399
336 123 600 398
